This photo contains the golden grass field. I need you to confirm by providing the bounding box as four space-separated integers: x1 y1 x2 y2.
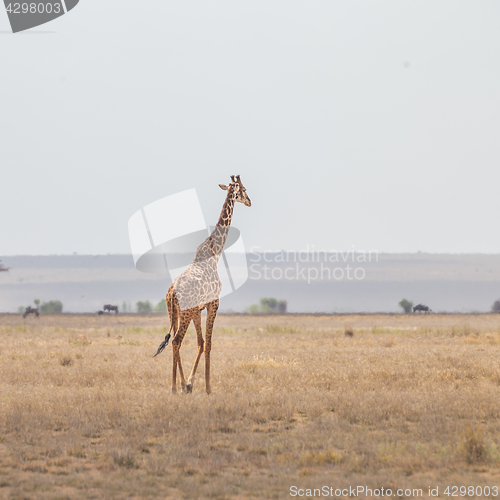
1 313 500 499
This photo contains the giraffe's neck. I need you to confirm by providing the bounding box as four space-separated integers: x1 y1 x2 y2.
193 186 237 263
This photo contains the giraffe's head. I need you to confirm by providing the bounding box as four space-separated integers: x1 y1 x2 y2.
219 175 252 207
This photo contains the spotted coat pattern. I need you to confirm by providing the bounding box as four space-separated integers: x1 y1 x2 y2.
161 176 251 394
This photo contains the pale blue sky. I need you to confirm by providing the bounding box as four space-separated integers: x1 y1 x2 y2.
1 1 499 255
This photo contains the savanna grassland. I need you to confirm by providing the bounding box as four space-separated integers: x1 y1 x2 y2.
1 313 500 499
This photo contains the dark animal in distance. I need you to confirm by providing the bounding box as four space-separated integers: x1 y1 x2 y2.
413 304 432 313
23 306 39 319
103 305 118 314
97 310 104 315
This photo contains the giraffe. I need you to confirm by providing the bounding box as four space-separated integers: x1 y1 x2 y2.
154 175 251 394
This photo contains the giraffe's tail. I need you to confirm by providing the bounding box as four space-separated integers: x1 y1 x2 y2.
153 289 178 358
153 326 172 358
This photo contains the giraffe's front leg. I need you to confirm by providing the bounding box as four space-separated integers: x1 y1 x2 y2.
177 352 187 393
205 300 219 395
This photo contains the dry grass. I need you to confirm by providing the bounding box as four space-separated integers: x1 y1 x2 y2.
1 313 500 499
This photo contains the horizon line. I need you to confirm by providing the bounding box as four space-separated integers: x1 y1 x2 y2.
3 251 500 257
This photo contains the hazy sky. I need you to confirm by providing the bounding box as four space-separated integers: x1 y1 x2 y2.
1 1 499 255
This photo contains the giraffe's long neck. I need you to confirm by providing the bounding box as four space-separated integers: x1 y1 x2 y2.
194 186 237 263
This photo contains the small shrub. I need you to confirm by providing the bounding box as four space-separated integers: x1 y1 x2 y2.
41 300 63 314
492 300 500 313
246 297 288 314
300 450 343 466
265 325 300 334
460 426 488 464
245 304 259 314
69 335 91 346
113 451 137 469
344 328 354 337
278 300 288 313
119 339 140 345
121 301 132 313
261 297 278 312
136 301 152 313
155 300 167 313
398 298 413 314
59 356 73 367
67 447 86 458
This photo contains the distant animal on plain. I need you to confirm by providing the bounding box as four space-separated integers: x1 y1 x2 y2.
103 304 118 314
23 306 39 319
97 310 104 315
413 304 432 313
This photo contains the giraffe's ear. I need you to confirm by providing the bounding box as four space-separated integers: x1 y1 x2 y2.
219 184 228 191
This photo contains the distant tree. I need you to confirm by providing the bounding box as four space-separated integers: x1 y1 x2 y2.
492 300 500 313
136 300 152 313
245 304 259 314
121 301 133 313
398 298 413 314
260 297 278 313
0 260 9 272
34 299 40 307
17 306 25 314
246 298 288 314
40 300 63 313
155 299 167 313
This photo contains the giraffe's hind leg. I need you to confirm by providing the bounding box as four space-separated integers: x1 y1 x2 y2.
172 350 178 394
171 315 190 394
186 312 204 393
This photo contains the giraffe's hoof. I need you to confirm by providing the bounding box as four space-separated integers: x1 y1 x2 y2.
186 383 193 393
171 388 177 394
206 387 212 395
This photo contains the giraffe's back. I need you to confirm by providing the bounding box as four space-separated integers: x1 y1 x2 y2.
169 259 222 312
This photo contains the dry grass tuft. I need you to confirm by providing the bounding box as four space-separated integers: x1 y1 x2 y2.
59 355 73 366
113 450 138 469
344 327 354 337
